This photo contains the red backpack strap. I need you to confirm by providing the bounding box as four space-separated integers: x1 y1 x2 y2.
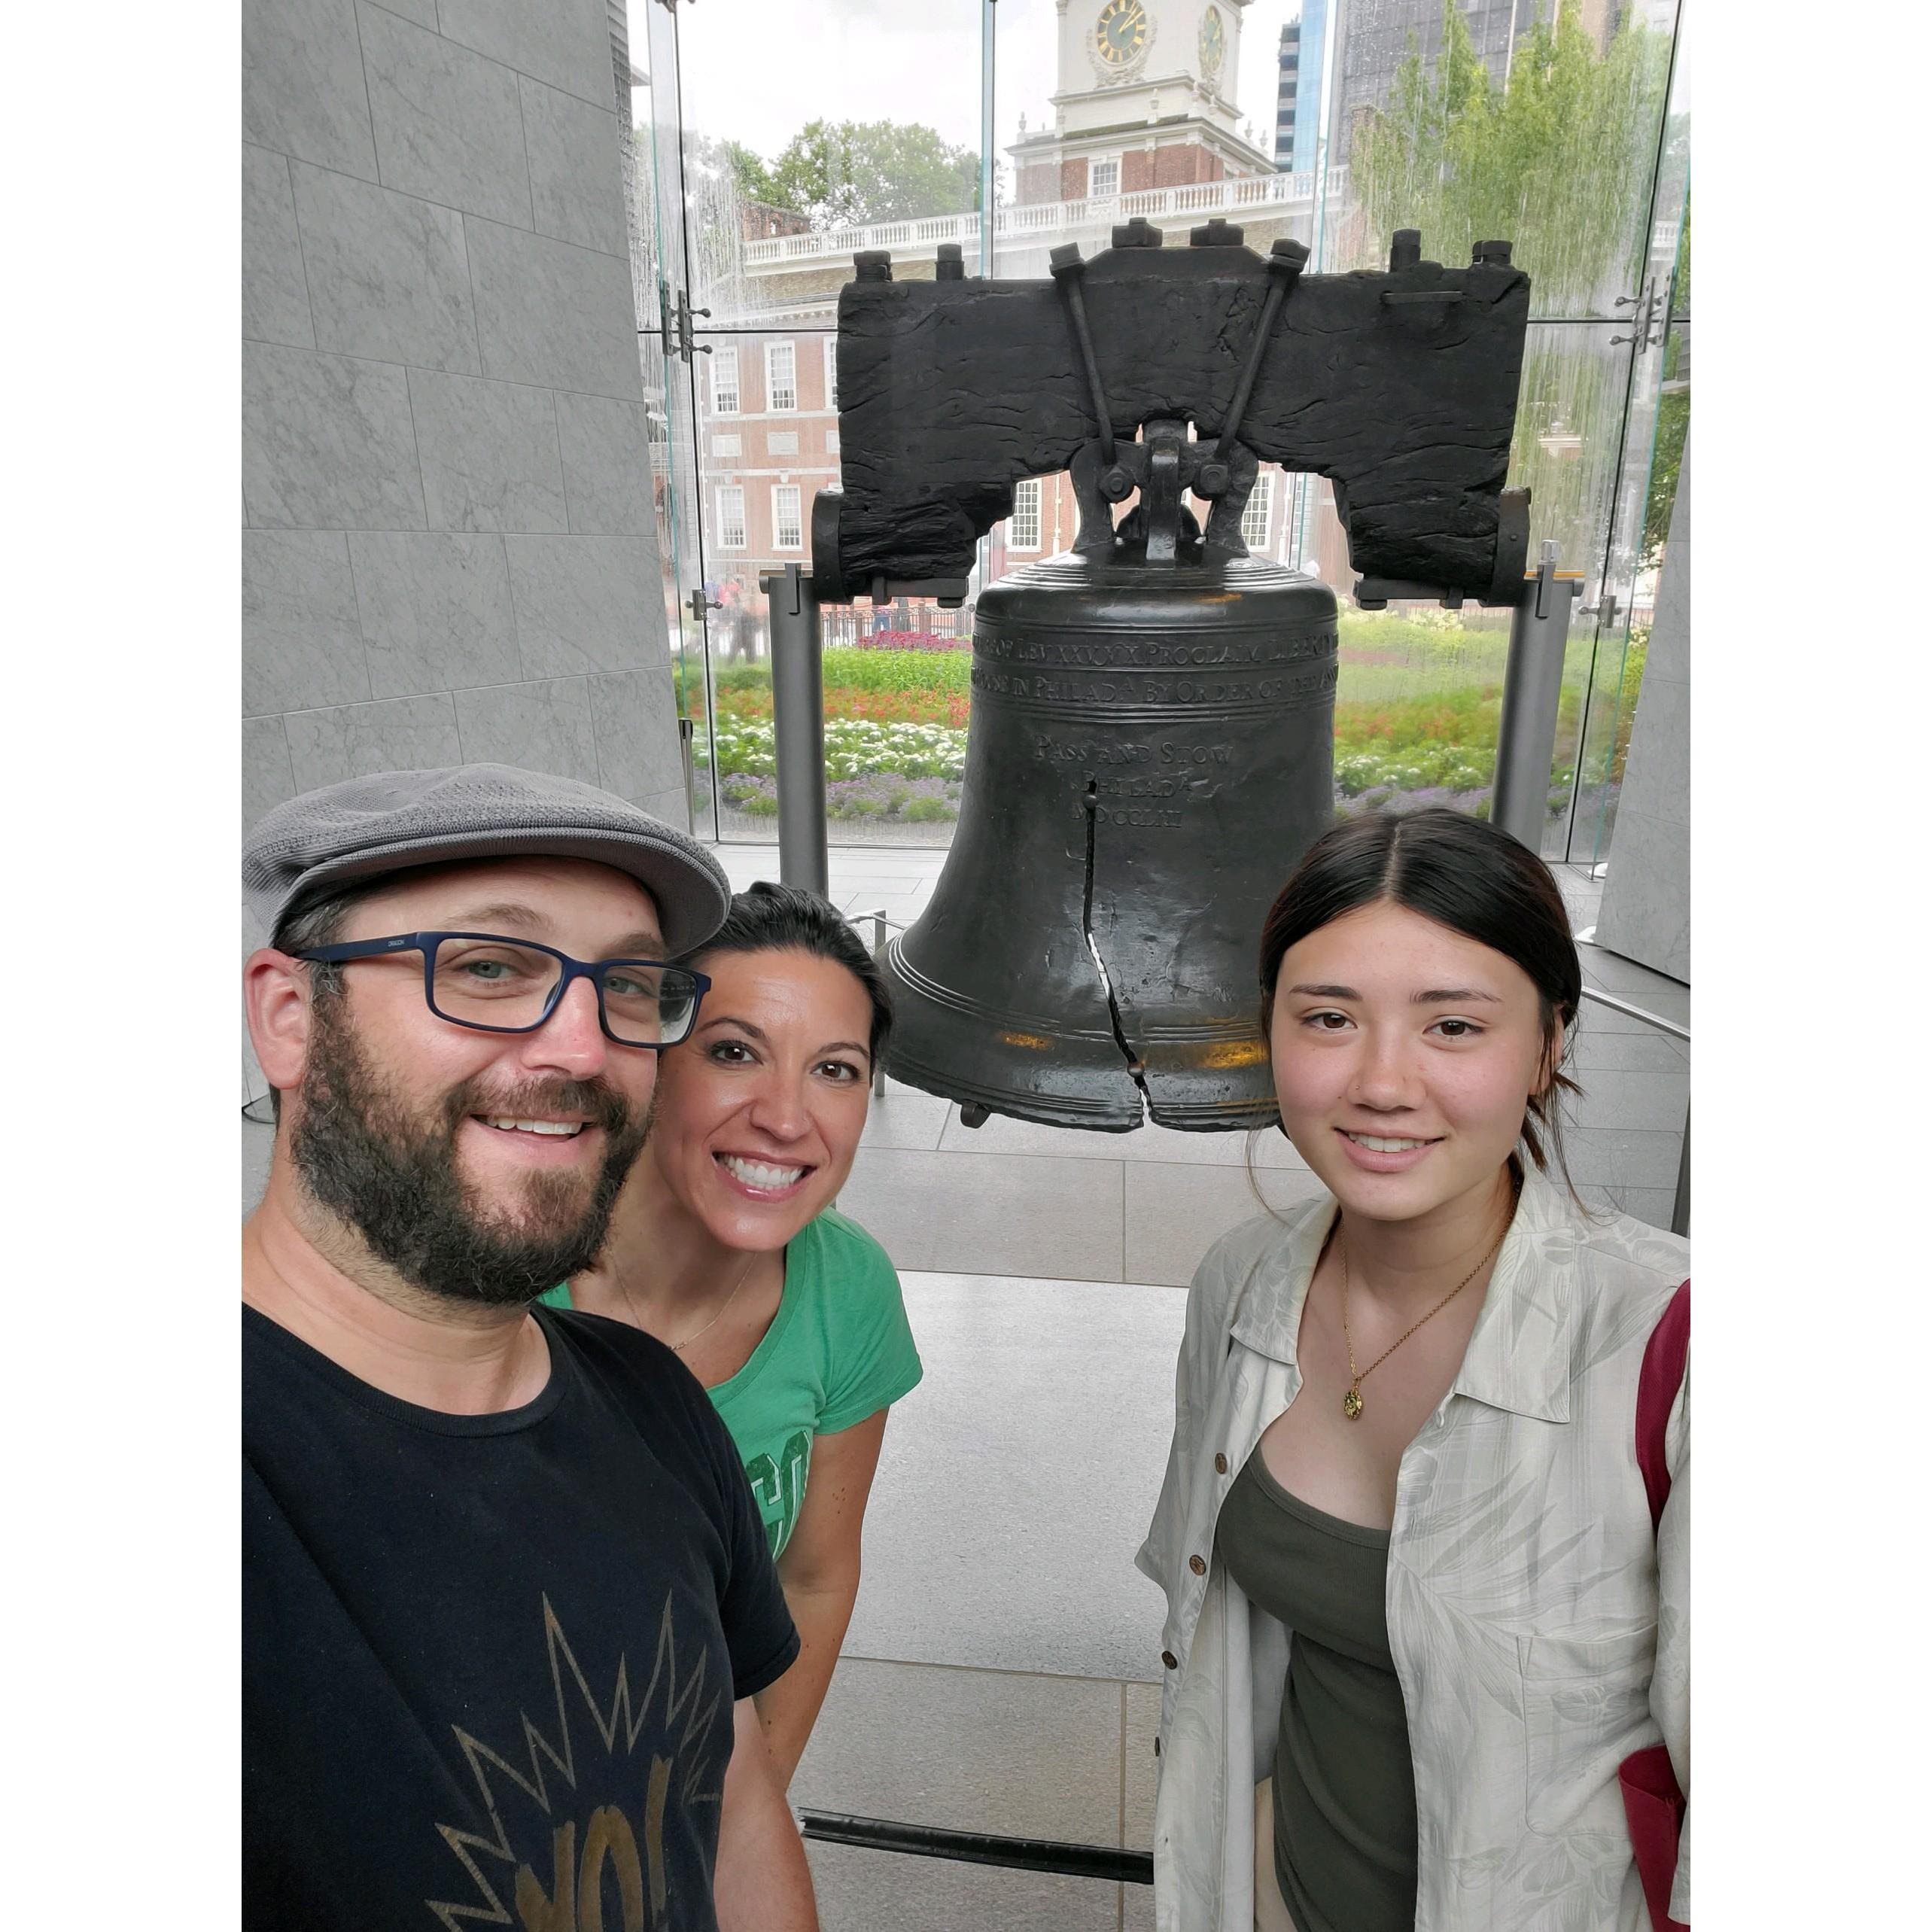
1636 1279 1690 1529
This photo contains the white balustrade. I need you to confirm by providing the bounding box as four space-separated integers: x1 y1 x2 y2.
735 168 1348 272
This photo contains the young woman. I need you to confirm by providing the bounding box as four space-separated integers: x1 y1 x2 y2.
1139 809 1688 1932
543 882 922 1784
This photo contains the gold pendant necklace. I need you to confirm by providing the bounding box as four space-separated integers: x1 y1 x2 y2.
1337 1182 1517 1421
618 1250 759 1355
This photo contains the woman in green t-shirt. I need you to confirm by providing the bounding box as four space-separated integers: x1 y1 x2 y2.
542 881 922 1784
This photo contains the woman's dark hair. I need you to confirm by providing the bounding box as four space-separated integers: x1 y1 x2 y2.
680 880 893 1066
1257 808 1584 1193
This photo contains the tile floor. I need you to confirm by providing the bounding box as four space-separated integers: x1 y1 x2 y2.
239 836 1689 1929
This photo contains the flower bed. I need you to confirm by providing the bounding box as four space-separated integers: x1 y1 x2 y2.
840 630 972 652
722 772 963 825
691 619 1642 833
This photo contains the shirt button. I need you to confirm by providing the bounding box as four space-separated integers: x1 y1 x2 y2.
1214 1453 1228 1474
1188 1555 1206 1575
1162 1650 1178 1669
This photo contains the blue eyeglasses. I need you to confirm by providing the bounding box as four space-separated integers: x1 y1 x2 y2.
292 932 710 1049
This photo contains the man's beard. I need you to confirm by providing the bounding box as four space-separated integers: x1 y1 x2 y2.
289 1000 651 1307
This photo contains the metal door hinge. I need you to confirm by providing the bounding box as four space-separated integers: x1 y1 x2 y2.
1610 278 1666 350
664 284 711 363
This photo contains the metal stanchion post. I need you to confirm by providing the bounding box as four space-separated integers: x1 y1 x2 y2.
1492 540 1583 853
759 562 829 899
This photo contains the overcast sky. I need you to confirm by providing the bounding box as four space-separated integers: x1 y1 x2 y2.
655 0 1307 175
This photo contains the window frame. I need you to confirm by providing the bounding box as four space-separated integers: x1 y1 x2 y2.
765 339 798 413
712 345 740 416
1240 468 1274 552
1009 476 1042 553
716 484 747 550
771 482 803 551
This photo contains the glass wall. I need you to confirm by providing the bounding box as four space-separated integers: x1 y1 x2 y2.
630 0 1689 866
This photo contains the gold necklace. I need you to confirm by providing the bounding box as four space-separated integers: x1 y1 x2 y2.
1337 1185 1517 1420
619 1251 759 1355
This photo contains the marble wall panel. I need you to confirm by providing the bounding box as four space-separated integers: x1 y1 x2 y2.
243 342 426 529
435 0 614 107
349 531 522 698
406 370 567 533
243 714 298 830
1592 808 1689 983
290 163 480 375
519 75 626 258
243 531 372 715
357 2 534 229
1597 440 1690 978
505 535 655 677
640 786 693 835
467 219 642 400
373 0 438 26
555 391 653 534
453 677 601 783
587 668 683 806
284 692 465 791
242 144 315 348
242 0 378 180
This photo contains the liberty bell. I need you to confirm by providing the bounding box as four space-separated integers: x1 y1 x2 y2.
884 421 1336 1131
811 221 1532 1134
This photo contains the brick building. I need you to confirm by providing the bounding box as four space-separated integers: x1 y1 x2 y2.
693 3 1349 632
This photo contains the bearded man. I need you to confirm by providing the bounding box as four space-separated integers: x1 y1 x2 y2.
241 765 817 1932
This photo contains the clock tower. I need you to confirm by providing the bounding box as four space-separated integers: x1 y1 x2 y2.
1013 0 1274 207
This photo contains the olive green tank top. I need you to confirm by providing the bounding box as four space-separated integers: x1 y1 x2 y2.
1212 1447 1419 1932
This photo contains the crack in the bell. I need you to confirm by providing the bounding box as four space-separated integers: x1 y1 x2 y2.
1082 778 1150 1124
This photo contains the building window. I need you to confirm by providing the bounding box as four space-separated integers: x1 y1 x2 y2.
1090 156 1119 198
768 431 799 455
711 434 741 458
772 485 802 550
717 485 746 549
766 340 797 412
1240 469 1273 552
1009 476 1042 552
712 345 740 415
823 337 838 410
826 429 841 454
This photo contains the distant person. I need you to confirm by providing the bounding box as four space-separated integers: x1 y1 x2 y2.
717 580 751 664
1140 808 1688 1932
549 882 921 1786
242 766 818 1931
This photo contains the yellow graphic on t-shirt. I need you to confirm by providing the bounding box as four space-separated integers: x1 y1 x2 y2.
427 1593 726 1931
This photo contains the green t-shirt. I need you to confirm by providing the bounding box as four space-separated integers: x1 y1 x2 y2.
539 1210 922 1559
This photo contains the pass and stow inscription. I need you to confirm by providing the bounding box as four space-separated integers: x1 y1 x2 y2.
972 629 1336 709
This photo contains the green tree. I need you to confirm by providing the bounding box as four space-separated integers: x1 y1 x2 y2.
764 119 982 230
1641 200 1690 573
1352 2 1675 570
1355 0 1671 315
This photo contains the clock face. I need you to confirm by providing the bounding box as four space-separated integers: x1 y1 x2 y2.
1200 6 1225 78
1096 0 1149 67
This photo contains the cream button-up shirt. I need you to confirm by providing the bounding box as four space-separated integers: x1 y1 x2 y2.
1136 1166 1690 1932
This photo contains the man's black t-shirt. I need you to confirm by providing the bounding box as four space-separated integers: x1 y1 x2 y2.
243 1302 799 1932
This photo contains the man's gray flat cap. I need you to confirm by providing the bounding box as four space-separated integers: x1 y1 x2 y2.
243 764 732 956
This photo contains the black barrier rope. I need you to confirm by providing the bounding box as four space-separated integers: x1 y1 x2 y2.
796 1811 1153 1885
